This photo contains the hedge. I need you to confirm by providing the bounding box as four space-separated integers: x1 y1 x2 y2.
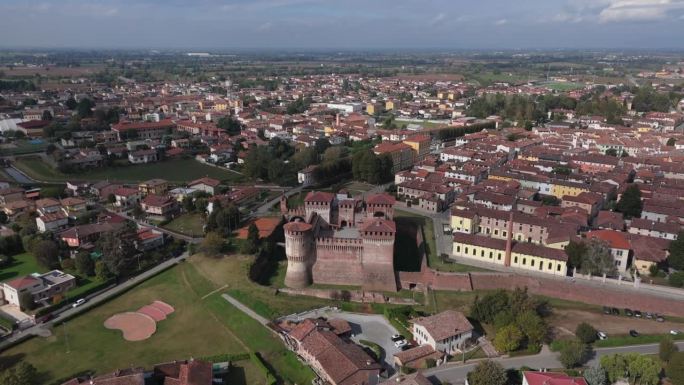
0 313 16 331
250 352 277 385
197 352 250 363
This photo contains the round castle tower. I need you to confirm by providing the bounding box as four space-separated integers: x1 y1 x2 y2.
283 220 314 288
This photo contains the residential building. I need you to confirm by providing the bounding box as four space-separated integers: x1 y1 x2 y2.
1 270 76 308
139 179 169 196
188 177 221 195
141 195 178 219
128 149 159 164
411 310 474 354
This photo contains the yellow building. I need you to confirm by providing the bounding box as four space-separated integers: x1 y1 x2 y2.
324 125 335 137
366 102 383 116
451 210 476 233
452 233 568 277
385 100 396 111
402 134 431 162
551 181 589 199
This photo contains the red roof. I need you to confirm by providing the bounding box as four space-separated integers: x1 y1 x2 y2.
523 371 588 385
586 229 630 249
5 276 40 290
366 193 396 206
188 177 221 188
112 119 175 132
360 218 396 233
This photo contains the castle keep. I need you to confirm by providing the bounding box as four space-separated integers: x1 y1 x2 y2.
281 191 398 291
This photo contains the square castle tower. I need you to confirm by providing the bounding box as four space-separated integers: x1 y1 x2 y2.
282 191 398 292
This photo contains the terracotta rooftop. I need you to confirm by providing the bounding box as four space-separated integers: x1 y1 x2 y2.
411 310 474 341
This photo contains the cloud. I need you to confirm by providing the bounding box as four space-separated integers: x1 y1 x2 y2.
429 12 446 26
495 18 508 25
598 0 684 23
256 22 274 32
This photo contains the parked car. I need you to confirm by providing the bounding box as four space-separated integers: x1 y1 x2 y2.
611 308 620 316
624 309 634 317
645 312 653 320
72 298 87 308
391 334 404 342
671 330 680 336
603 306 611 315
394 339 408 348
629 330 640 337
656 315 666 322
597 331 608 340
634 310 642 318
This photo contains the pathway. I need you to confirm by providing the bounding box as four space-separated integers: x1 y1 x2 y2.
221 293 270 326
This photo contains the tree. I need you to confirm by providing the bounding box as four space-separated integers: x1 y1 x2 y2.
75 251 95 276
471 290 510 324
241 223 260 254
100 228 136 277
605 148 618 157
467 360 507 385
558 338 589 368
76 98 95 118
516 310 547 346
65 97 78 110
565 240 587 270
0 211 7 224
217 116 242 136
575 322 598 344
669 271 684 288
660 335 678 363
580 238 617 276
667 138 677 146
95 260 111 281
668 232 684 270
106 193 116 204
616 184 642 219
31 240 59 270
668 352 684 385
0 361 39 385
626 354 660 385
601 353 629 383
493 325 523 353
41 110 52 121
199 231 224 257
584 365 607 385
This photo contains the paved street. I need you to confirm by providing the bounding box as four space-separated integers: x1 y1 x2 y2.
424 341 684 384
0 252 188 352
222 293 270 326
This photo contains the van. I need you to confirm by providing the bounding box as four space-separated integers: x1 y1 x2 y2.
72 298 87 308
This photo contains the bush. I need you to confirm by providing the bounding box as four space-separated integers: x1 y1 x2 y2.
670 271 684 288
575 322 598 344
559 338 590 368
250 352 277 385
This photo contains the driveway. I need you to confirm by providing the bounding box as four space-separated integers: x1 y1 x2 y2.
280 308 401 374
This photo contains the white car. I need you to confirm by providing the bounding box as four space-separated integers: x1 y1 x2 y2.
72 298 87 308
597 331 607 340
671 330 680 336
394 339 408 348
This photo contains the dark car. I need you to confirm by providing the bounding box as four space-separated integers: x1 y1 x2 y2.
603 306 611 315
391 334 405 342
656 315 665 322
624 309 634 317
629 330 640 337
634 310 642 318
611 308 620 316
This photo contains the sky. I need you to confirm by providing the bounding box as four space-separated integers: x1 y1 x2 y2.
2 0 684 49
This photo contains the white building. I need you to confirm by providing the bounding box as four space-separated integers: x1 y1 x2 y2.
411 310 474 354
36 211 69 233
1 270 76 308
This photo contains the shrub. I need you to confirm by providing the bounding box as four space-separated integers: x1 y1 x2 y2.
575 322 598 344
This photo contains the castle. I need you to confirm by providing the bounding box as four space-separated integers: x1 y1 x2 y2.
281 191 398 292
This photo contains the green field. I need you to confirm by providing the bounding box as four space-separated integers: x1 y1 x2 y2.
1 258 312 385
0 253 44 282
545 82 586 91
0 140 48 156
13 157 246 184
162 213 205 237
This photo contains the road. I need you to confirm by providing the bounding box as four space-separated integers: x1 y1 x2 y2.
425 341 684 384
116 211 204 244
0 252 188 352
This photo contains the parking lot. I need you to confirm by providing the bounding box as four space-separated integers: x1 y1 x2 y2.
280 308 403 373
550 309 684 337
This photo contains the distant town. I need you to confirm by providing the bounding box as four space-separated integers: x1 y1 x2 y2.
0 49 684 385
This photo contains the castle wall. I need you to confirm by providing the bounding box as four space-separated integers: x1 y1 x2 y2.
312 238 364 286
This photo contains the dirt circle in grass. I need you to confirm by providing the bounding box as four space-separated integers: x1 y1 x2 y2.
104 312 157 341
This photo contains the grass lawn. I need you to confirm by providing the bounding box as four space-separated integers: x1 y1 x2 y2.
1 261 264 385
395 119 449 129
14 157 246 184
545 82 585 91
0 140 47 156
162 213 205 237
594 333 684 348
0 253 45 282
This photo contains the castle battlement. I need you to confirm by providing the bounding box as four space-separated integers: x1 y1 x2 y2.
283 191 398 291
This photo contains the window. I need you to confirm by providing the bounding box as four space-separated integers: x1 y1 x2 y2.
498 253 502 260
523 258 527 265
530 259 535 267
494 229 499 236
616 250 623 256
514 257 518 263
465 247 469 254
481 250 485 257
489 251 493 259
456 246 461 253
502 231 507 237
548 262 552 269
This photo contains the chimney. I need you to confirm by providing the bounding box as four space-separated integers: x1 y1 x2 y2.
336 113 340 127
504 211 513 267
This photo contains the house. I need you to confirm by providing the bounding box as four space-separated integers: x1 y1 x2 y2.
61 197 87 216
128 149 159 164
135 228 165 251
35 198 62 215
2 200 35 217
284 319 382 385
380 373 431 385
114 187 141 208
91 181 121 200
111 119 175 141
141 195 178 219
66 181 90 197
393 345 445 370
188 177 221 195
585 230 631 274
520 371 587 385
374 141 415 173
411 310 474 354
1 270 76 308
60 222 123 248
0 187 25 205
139 178 169 196
237 217 281 240
36 211 69 233
628 218 679 240
298 165 318 187
628 233 670 275
62 359 212 385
